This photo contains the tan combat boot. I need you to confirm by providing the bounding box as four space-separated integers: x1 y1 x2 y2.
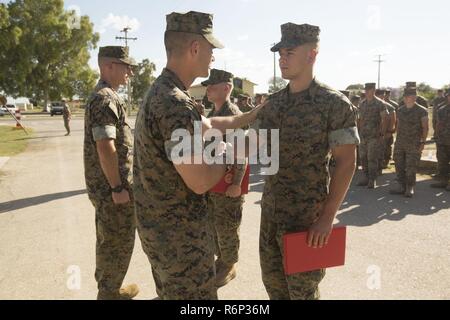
215 261 237 288
389 182 405 195
404 185 414 198
97 284 140 300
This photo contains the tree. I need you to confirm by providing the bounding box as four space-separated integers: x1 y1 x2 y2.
417 82 436 101
268 76 287 93
0 0 99 111
130 59 156 106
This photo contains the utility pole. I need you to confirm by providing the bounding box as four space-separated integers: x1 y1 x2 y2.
116 27 137 115
373 54 386 89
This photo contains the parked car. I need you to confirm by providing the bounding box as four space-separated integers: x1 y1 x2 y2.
0 104 17 115
50 102 64 116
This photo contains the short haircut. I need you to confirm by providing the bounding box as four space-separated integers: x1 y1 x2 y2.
164 31 204 58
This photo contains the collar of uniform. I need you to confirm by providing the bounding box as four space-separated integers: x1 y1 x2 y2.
162 68 188 92
210 100 230 116
96 79 113 91
286 78 320 102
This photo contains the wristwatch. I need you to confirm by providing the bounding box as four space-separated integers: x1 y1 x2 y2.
111 184 124 193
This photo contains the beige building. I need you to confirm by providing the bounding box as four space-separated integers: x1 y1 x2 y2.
188 77 257 100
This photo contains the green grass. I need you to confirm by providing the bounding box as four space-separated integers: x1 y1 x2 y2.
0 125 33 156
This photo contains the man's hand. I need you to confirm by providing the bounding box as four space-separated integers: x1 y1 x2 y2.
307 214 334 249
225 185 242 198
112 189 130 205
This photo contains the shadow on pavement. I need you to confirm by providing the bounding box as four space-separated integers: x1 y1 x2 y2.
0 189 87 214
337 171 448 227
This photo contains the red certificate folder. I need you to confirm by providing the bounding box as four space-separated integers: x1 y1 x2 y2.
210 165 250 195
283 226 347 275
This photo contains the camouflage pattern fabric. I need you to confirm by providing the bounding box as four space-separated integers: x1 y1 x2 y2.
92 198 136 292
166 11 224 49
436 104 450 183
436 104 450 146
207 100 245 266
201 69 233 86
133 68 217 300
359 139 380 180
84 80 134 202
436 144 450 183
358 97 388 140
271 23 320 52
393 104 428 186
98 46 137 66
260 213 326 300
379 102 396 167
358 97 387 178
83 79 136 293
256 79 359 299
432 97 446 132
396 104 428 149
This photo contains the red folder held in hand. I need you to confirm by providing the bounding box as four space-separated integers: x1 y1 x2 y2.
283 226 347 275
210 165 250 195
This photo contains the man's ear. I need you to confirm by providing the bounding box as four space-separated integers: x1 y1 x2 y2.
308 49 318 64
190 40 201 57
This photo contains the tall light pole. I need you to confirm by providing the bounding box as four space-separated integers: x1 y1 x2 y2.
116 27 137 114
373 54 386 89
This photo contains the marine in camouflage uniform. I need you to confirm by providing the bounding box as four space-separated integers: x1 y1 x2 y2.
257 23 360 300
431 90 450 191
432 89 446 137
62 99 71 136
390 87 429 197
384 90 399 110
357 83 388 188
237 94 253 113
375 89 396 170
83 46 138 300
398 82 429 109
202 69 247 287
133 11 224 300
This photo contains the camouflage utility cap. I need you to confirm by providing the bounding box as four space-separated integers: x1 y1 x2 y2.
271 23 320 52
98 46 137 66
404 87 418 96
365 83 376 90
166 11 224 49
406 82 417 88
201 69 233 86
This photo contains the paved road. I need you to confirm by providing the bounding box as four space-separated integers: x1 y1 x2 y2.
0 118 449 300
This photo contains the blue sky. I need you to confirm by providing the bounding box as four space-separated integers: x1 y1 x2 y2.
9 0 450 93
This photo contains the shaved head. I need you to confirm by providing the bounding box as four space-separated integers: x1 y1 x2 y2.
164 31 205 58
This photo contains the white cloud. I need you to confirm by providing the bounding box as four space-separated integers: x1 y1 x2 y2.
96 13 141 34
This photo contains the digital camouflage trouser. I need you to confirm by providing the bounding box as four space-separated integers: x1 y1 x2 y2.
136 208 217 300
393 145 421 186
91 198 136 293
360 138 381 179
64 118 70 134
208 193 244 265
436 144 450 182
259 214 325 300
